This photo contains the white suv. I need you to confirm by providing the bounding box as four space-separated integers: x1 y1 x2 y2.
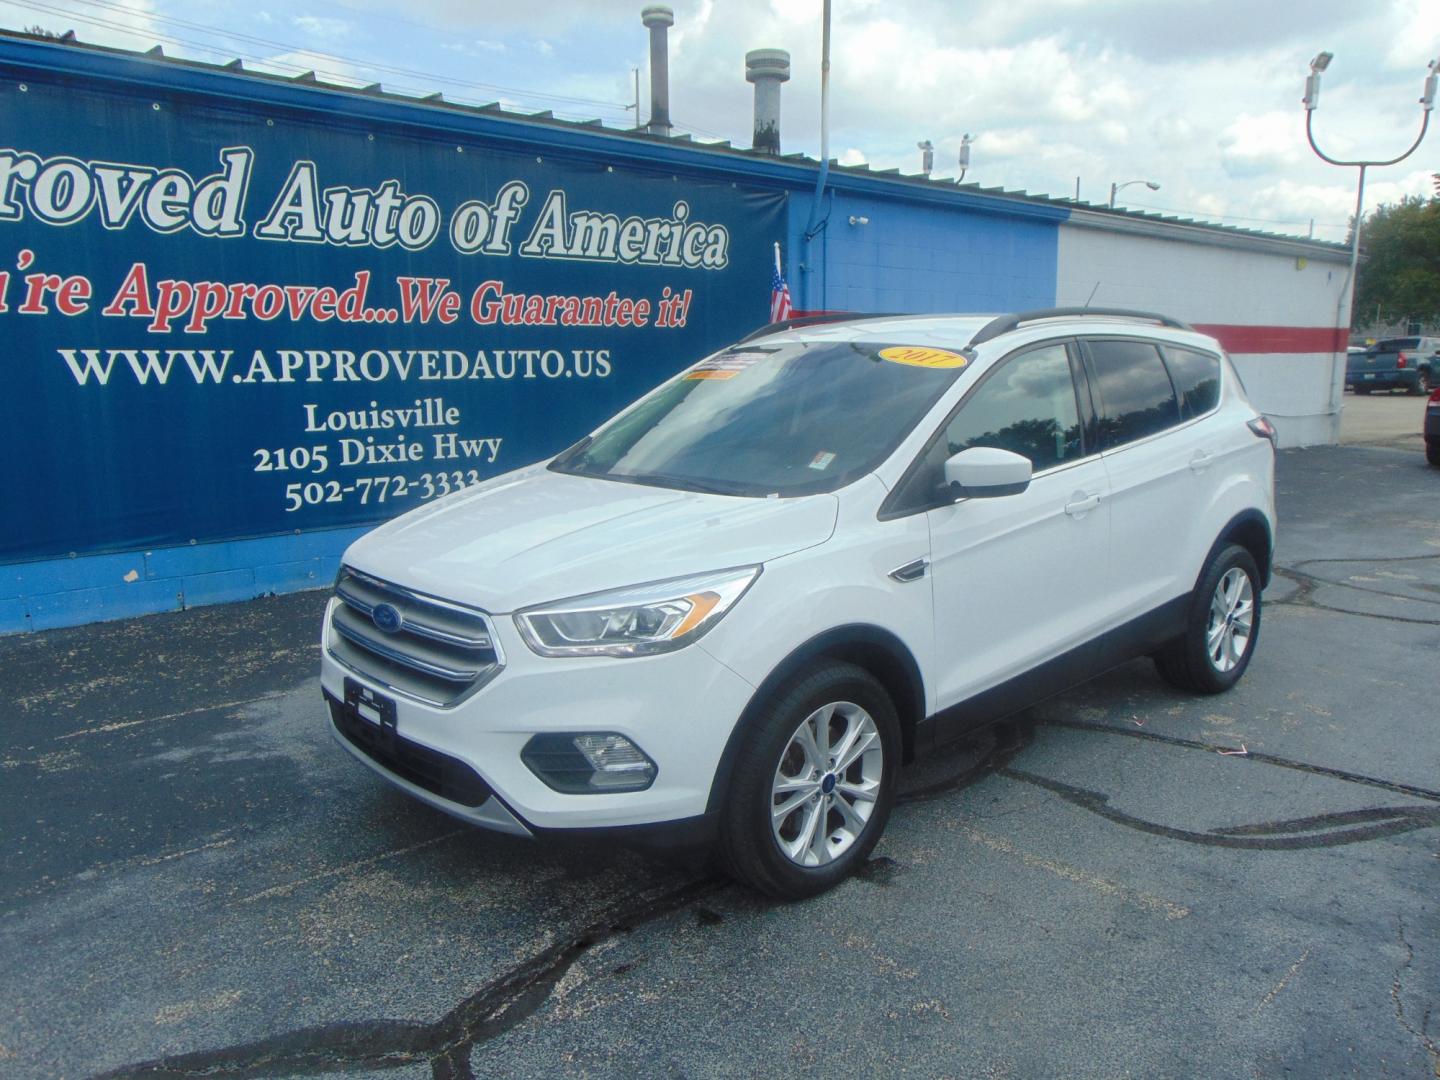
320 308 1277 899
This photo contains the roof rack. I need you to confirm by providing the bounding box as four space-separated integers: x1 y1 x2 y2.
968 307 1196 347
738 312 901 343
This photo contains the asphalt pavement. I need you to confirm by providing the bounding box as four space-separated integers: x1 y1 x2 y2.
2 440 1437 1079
1339 389 1431 451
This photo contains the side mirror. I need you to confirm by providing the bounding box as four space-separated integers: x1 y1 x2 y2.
943 446 1032 500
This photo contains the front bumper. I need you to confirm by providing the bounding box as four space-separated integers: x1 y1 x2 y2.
320 597 756 836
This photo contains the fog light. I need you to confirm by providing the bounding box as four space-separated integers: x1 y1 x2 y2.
521 733 657 793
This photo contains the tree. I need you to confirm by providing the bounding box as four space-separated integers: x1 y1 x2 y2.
1353 194 1440 328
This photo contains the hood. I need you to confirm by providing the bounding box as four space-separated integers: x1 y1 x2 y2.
343 463 839 612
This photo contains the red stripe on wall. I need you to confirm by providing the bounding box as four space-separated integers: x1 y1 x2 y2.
1191 324 1347 354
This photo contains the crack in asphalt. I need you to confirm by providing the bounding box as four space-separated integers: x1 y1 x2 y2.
1391 916 1440 1076
1293 553 1440 567
902 716 1440 850
1003 768 1440 849
1270 565 1440 626
1045 718 1440 804
92 877 724 1080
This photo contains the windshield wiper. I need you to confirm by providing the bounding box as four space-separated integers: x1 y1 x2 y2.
613 472 756 497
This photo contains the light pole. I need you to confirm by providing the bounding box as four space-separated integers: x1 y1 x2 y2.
1109 179 1159 208
1303 50 1436 415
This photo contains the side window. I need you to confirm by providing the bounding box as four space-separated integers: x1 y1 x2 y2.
1163 346 1222 419
893 343 1083 513
1085 339 1180 448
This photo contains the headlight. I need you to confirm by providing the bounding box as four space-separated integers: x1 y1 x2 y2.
514 566 761 657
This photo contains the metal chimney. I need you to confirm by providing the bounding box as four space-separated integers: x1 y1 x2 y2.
746 49 791 154
641 5 674 135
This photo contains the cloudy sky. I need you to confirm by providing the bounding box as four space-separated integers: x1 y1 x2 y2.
3 0 1437 242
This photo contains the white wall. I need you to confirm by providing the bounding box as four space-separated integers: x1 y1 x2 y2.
1056 222 1351 447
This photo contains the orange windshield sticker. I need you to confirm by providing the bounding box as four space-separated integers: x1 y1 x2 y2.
685 354 760 380
879 346 969 369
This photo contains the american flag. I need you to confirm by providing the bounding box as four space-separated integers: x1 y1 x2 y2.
770 245 792 323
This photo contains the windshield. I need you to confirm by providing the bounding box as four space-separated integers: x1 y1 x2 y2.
549 339 972 497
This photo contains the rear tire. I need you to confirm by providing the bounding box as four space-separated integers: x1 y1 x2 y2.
1155 544 1261 695
1427 442 1440 467
1354 385 1371 395
717 660 899 900
1413 371 1432 396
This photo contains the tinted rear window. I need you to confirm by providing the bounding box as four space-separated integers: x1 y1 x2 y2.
1371 338 1420 352
1163 346 1222 419
1085 339 1181 448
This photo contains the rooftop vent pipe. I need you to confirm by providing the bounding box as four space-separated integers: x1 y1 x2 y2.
641 5 674 135
746 49 791 154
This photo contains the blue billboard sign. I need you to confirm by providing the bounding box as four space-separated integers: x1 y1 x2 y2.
0 70 785 562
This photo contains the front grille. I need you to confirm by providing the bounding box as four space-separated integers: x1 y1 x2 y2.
327 567 503 707
330 700 493 807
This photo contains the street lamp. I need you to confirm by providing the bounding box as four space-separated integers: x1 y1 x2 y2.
1302 50 1436 419
1109 179 1160 208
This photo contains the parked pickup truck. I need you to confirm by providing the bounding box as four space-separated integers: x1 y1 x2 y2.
1347 337 1440 395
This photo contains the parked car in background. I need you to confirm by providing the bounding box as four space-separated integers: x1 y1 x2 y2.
321 308 1277 899
1425 386 1440 467
1347 337 1440 395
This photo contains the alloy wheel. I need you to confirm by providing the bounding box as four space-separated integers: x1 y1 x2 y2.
1206 567 1254 673
770 701 883 867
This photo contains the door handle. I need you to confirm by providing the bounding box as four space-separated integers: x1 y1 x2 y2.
1064 492 1102 517
1189 450 1214 473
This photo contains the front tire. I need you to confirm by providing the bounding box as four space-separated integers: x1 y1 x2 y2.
718 661 899 899
1155 544 1262 694
1427 442 1440 467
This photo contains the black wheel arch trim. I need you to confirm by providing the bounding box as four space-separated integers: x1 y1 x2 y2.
704 625 926 816
1209 509 1274 589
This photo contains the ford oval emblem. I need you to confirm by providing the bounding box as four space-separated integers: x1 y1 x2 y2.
371 603 403 634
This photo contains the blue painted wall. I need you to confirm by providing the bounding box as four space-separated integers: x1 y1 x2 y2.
787 188 1061 315
3 529 366 632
